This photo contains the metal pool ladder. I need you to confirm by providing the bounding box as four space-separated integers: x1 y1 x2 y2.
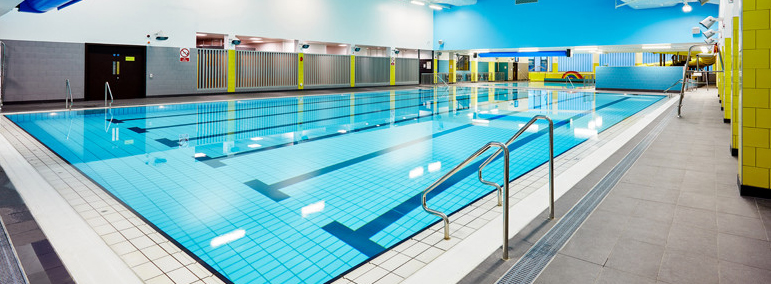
421 115 556 260
105 82 114 107
65 79 73 109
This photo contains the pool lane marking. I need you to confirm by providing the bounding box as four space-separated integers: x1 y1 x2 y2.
109 88 490 124
135 94 461 135
191 93 594 164
319 97 655 258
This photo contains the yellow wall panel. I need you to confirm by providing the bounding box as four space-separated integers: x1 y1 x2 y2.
745 108 757 128
744 127 770 148
745 88 770 108
758 148 771 168
743 166 770 188
757 108 771 128
744 10 770 30
745 147 757 166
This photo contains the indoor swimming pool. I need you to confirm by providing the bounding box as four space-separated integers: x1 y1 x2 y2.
6 87 665 284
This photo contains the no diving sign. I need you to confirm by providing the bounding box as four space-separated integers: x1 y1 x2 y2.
180 48 190 62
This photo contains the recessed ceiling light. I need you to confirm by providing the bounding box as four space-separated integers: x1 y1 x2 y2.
251 38 262 41
339 44 347 47
429 4 442 10
196 33 208 37
410 1 425 6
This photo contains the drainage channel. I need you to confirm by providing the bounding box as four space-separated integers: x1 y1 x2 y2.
497 107 675 284
0 220 26 284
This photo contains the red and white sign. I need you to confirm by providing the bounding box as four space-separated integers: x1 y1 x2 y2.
180 48 190 62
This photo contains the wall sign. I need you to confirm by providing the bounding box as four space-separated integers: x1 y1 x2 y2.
180 48 190 62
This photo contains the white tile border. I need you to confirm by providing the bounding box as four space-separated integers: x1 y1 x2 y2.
0 118 226 284
402 96 678 284
0 119 143 284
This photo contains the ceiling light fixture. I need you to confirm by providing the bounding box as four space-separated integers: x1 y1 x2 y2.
410 1 425 6
429 4 443 10
703 29 717 38
682 1 692 13
519 47 539 52
700 16 721 29
196 33 208 37
642 44 672 49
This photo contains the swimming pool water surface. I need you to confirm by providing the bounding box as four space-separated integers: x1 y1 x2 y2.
7 87 664 283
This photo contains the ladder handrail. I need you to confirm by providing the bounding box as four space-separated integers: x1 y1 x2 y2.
104 82 114 107
422 115 555 260
422 141 508 241
478 115 555 219
565 76 575 89
65 79 73 109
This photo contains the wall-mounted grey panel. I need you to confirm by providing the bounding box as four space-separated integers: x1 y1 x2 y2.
304 54 349 87
236 51 297 90
0 39 84 103
355 56 389 85
146 46 197 97
197 49 228 90
395 58 419 84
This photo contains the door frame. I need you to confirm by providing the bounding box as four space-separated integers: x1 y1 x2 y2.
84 43 147 101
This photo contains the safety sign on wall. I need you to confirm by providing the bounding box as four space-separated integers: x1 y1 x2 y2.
180 48 190 62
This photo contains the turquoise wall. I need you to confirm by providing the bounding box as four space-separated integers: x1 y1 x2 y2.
433 0 719 50
595 66 683 91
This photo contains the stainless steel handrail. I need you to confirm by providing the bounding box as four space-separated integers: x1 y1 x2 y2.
479 115 555 219
565 76 575 89
422 115 555 260
65 79 73 109
104 82 114 107
678 44 725 117
422 142 509 242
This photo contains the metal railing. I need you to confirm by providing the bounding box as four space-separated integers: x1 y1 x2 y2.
677 44 724 118
421 115 555 260
104 82 114 107
65 79 73 109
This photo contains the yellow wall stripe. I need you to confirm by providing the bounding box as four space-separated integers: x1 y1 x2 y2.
298 53 304 90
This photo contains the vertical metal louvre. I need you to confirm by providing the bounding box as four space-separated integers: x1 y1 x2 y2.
642 52 660 64
557 54 593 72
304 54 350 87
355 56 390 85
395 58 419 84
599 53 636 67
235 51 298 89
197 49 228 90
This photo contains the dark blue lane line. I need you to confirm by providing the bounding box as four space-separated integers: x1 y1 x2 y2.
155 96 473 148
110 88 445 123
243 112 511 202
128 91 461 133
321 97 633 257
193 92 592 166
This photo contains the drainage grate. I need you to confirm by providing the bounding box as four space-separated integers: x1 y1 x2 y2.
0 220 26 284
498 108 675 284
515 0 538 4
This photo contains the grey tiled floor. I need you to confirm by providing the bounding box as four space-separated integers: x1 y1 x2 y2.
532 88 771 283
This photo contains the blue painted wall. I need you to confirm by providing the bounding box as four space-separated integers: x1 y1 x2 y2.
433 0 719 50
600 53 636 67
595 66 683 91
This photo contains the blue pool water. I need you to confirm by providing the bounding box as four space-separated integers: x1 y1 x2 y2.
7 87 664 283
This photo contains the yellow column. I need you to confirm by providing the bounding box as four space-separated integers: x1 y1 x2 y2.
449 53 456 83
298 53 305 90
634 53 643 66
471 59 478 82
732 16 740 155
227 50 236 93
552 57 558 73
489 62 495 81
592 53 600 73
390 57 396 86
740 3 771 195
724 38 733 122
350 55 356 87
433 56 438 84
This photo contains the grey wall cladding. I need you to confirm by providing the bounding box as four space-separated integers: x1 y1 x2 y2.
146 46 197 97
1 39 84 102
